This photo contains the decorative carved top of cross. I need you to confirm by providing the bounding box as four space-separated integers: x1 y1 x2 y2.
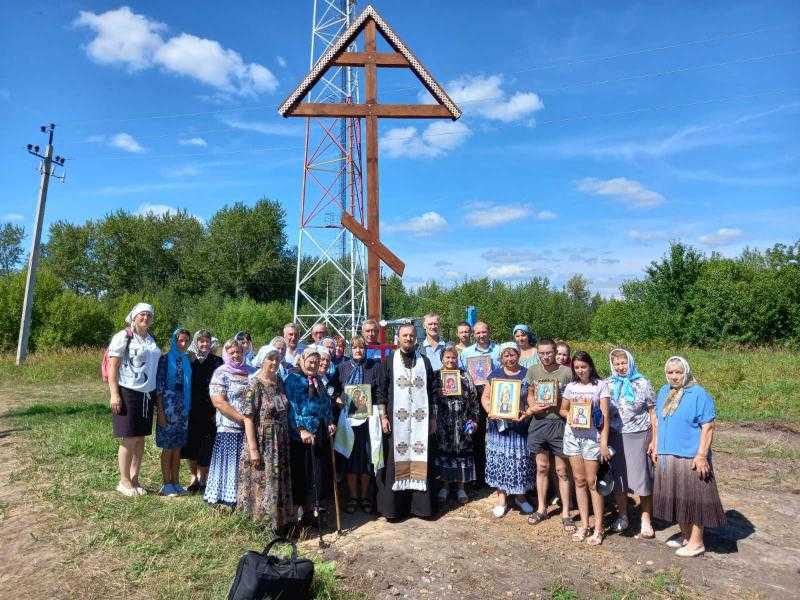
279 4 461 320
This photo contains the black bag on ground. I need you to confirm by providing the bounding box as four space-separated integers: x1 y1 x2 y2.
227 537 314 600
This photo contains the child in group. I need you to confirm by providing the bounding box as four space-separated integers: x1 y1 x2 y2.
560 351 611 545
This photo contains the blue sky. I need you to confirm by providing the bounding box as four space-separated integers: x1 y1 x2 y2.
1 1 798 297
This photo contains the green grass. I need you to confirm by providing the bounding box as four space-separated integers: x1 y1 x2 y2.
2 396 358 600
574 342 800 423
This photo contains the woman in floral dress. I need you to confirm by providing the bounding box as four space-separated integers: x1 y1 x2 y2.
238 345 294 530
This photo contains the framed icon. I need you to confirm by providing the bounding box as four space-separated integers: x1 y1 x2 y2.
345 384 372 419
489 378 521 419
568 398 592 429
535 380 558 407
465 355 492 386
440 369 462 396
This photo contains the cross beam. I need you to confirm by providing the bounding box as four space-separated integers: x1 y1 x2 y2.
279 6 461 320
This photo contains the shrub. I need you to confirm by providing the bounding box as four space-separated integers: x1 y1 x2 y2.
0 268 64 352
36 291 114 350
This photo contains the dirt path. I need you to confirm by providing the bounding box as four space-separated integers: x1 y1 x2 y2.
307 423 800 600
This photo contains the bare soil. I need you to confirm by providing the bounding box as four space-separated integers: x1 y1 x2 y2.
307 422 800 599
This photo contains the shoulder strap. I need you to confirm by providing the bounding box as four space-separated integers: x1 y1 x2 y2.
262 537 298 560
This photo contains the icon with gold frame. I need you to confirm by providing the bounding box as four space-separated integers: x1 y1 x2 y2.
440 369 461 396
535 380 558 407
345 383 372 419
489 378 521 419
568 398 592 429
465 355 492 385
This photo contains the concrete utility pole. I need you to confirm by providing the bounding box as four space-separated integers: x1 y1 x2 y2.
16 123 66 365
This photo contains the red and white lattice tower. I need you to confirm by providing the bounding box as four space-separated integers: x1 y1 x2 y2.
293 0 366 339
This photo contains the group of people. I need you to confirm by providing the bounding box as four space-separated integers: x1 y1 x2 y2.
107 304 726 558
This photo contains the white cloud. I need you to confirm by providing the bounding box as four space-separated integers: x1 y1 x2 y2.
464 202 532 228
74 7 165 71
385 212 447 237
699 227 743 246
74 7 277 96
220 115 301 136
577 177 665 208
178 137 207 147
380 121 471 159
276 55 287 68
423 74 544 123
487 264 533 279
110 132 145 153
627 229 667 243
2 213 24 222
536 210 557 220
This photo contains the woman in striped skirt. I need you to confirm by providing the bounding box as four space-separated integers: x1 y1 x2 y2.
651 356 726 557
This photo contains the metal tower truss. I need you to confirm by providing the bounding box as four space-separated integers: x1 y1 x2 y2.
293 0 367 340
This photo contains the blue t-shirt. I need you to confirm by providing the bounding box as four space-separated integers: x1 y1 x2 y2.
655 384 716 458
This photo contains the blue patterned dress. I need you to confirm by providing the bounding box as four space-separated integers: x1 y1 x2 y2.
485 366 534 495
204 367 250 505
155 354 189 449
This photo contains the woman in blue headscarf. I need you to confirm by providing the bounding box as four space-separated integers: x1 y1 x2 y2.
513 324 539 368
607 348 656 538
156 328 193 496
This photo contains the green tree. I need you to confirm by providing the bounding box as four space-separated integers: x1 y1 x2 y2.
201 199 293 301
0 223 25 275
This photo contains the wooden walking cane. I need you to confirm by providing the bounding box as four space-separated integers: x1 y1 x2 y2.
329 435 342 534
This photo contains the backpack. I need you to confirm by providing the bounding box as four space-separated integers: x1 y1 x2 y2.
101 328 133 383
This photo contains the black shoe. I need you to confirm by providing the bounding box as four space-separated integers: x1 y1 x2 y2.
187 480 201 493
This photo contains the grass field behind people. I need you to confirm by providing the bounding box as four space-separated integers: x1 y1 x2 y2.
1 345 798 599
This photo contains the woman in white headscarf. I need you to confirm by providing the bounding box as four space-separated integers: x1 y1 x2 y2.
652 356 726 558
106 302 161 497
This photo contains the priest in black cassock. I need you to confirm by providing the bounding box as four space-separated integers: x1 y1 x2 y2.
376 323 437 520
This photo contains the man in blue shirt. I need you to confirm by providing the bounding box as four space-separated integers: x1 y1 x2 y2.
458 321 500 371
418 312 447 371
362 318 383 362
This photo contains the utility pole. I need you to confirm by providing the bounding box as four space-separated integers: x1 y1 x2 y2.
16 123 66 365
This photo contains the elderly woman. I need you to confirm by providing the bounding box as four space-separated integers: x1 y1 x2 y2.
481 342 534 518
332 335 383 513
254 336 289 376
237 346 294 530
435 346 479 505
608 348 657 538
203 339 255 506
513 324 539 368
184 330 223 493
653 356 726 557
155 328 192 496
320 337 338 373
107 303 161 497
285 347 336 521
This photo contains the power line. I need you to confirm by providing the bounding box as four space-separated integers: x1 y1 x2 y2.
64 88 798 161
40 23 798 131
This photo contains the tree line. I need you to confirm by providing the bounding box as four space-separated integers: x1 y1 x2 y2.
0 199 797 351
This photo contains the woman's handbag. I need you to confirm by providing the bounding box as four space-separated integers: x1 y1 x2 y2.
227 537 314 600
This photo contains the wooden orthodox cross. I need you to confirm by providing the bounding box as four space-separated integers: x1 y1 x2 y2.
279 4 461 320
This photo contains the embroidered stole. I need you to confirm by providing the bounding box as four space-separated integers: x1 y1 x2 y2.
391 351 429 492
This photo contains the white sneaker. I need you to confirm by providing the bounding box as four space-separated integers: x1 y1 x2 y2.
666 537 687 549
491 504 507 518
116 483 137 497
514 497 534 514
675 545 705 557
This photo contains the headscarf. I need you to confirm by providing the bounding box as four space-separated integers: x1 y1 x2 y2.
662 356 695 417
222 341 254 376
609 348 644 405
166 328 192 415
188 329 215 362
498 341 520 356
512 324 536 347
125 302 154 326
255 345 280 372
300 346 321 396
